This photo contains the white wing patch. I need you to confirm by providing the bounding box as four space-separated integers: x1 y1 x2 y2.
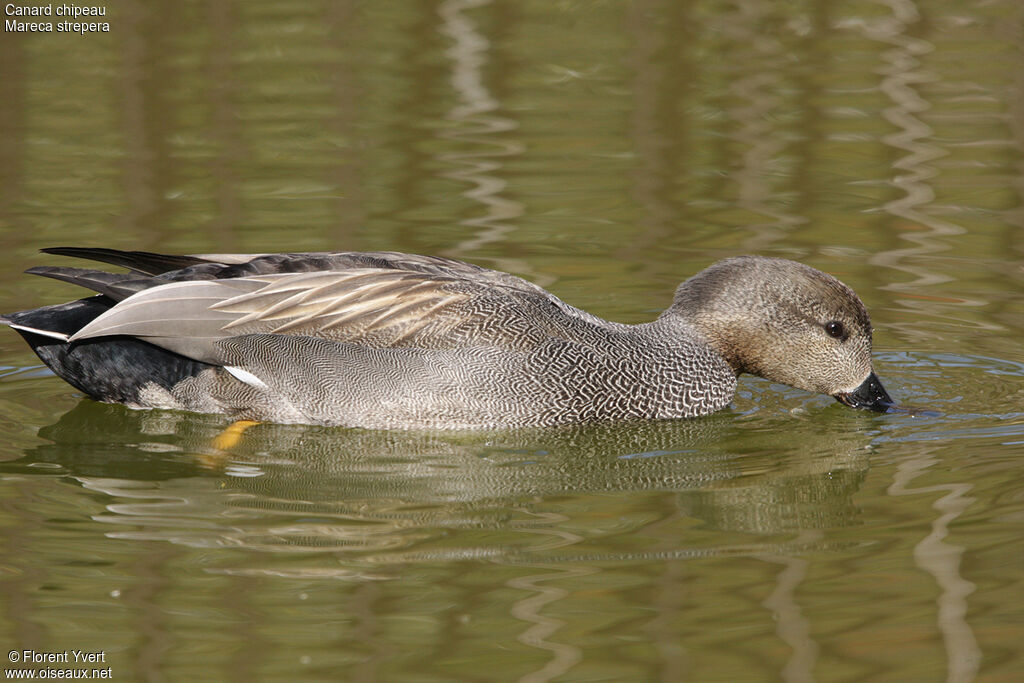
223 365 269 389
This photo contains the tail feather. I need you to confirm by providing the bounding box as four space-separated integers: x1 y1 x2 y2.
25 266 153 301
41 247 213 276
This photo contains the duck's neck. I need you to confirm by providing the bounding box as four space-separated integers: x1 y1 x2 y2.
648 309 749 377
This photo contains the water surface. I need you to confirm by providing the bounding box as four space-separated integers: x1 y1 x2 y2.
1 0 1022 681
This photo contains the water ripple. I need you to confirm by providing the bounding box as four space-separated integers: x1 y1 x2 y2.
889 452 981 683
858 1 965 296
436 0 542 282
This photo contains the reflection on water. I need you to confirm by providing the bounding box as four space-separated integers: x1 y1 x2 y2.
890 452 980 683
18 399 873 553
760 539 820 683
869 0 964 282
437 0 538 283
6 399 875 680
723 1 808 252
504 519 592 683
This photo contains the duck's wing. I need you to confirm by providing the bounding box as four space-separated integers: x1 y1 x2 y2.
63 256 605 366
37 247 550 294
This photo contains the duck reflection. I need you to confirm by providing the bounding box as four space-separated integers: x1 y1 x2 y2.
13 400 873 560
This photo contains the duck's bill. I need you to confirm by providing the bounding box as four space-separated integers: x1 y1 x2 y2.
834 372 896 413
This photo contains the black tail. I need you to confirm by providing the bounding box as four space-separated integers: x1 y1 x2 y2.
41 247 211 276
4 248 221 404
4 298 210 404
24 266 153 302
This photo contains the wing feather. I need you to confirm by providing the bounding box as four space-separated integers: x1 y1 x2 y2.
209 270 473 339
65 268 519 363
35 247 622 363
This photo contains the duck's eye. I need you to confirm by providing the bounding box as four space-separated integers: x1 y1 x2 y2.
825 321 845 339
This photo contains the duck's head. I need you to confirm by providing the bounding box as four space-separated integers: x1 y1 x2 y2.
667 255 895 413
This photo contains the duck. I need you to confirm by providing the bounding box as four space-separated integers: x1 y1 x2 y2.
1 247 895 429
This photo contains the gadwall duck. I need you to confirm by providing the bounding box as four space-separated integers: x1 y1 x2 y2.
2 248 895 429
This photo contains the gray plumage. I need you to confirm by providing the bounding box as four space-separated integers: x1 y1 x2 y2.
2 248 895 429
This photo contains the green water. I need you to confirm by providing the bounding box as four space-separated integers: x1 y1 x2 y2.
1 1 1022 680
